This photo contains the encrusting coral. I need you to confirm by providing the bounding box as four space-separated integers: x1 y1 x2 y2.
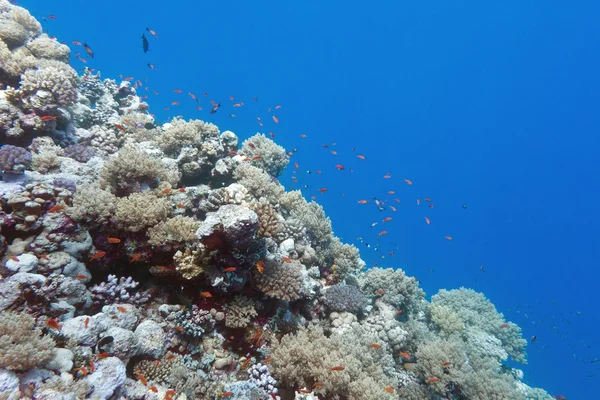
0 2 554 398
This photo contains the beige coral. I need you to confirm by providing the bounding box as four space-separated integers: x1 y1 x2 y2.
173 245 211 280
147 216 200 246
224 295 258 328
114 192 171 232
253 259 306 301
249 201 281 238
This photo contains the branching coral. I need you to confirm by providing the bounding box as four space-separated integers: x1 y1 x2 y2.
240 133 290 177
114 191 171 232
100 145 178 195
253 259 307 301
323 284 366 315
173 244 212 280
358 267 425 313
225 295 258 328
0 310 55 370
158 117 219 155
269 325 398 400
249 200 281 238
234 163 284 204
147 215 200 246
18 59 78 109
66 183 117 229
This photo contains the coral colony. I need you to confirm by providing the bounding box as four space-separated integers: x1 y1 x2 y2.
0 1 553 399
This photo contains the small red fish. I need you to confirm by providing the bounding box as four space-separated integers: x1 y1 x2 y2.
383 217 392 223
318 187 328 193
116 306 127 313
223 267 236 272
424 217 431 225
357 200 370 204
46 318 61 330
335 164 345 170
173 89 182 93
425 377 440 384
107 236 121 244
404 178 413 185
369 343 382 349
356 154 366 160
281 256 292 263
48 205 64 213
444 236 453 241
330 365 345 371
114 124 126 132
200 291 212 298
76 274 88 280
500 323 509 328
378 230 388 236
40 115 57 121
272 115 279 124
384 386 394 394
89 251 106 260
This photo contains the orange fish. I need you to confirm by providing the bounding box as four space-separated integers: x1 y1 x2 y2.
84 317 90 328
357 154 366 160
107 236 121 244
255 260 265 274
89 251 106 261
389 206 397 212
383 173 392 179
425 377 440 384
135 372 148 386
252 155 263 160
173 89 182 93
444 236 453 241
441 361 452 367
383 217 392 223
272 116 279 124
313 382 323 388
229 94 234 100
399 351 410 359
275 105 281 109
46 318 61 330
376 289 385 295
171 101 180 105
130 253 142 263
500 323 509 328
116 306 127 313
97 352 109 359
233 103 242 107
74 366 88 376
219 392 233 398
378 231 388 236
416 198 421 206
48 205 64 213
223 267 236 272
428 203 434 208
76 274 88 280
281 256 292 263
114 123 127 132
300 133 307 138
263 357 273 364
330 365 345 371
384 386 394 394
369 343 382 349
394 309 403 318
335 164 345 170
176 203 185 208
387 191 395 195
404 178 412 185
358 200 370 204
200 291 212 298
394 198 401 203
424 217 431 225
149 386 158 393
40 115 57 121
318 188 328 193
424 197 431 202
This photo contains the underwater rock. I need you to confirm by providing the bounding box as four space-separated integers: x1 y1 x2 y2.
87 357 126 400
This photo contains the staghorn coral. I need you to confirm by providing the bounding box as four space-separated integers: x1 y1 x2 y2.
249 200 281 238
100 145 178 196
240 133 290 177
0 310 55 370
147 215 200 246
114 191 171 232
224 295 258 328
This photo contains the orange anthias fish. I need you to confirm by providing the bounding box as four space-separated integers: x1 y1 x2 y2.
383 217 392 223
47 205 64 213
318 187 328 193
146 27 158 38
40 115 57 121
357 154 366 160
107 236 121 244
223 267 236 272
404 178 413 185
424 217 431 225
369 343 382 349
255 260 265 274
272 115 279 124
173 89 182 93
389 205 397 212
335 164 345 170
330 365 345 371
384 386 394 394
357 200 370 204
425 377 440 384
378 231 388 236
281 256 292 263
399 351 410 359
200 292 212 298
444 236 453 241
89 251 106 261
46 318 61 330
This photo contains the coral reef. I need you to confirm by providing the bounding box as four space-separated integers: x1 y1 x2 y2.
0 3 553 399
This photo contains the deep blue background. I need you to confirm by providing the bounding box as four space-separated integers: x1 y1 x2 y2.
22 0 600 397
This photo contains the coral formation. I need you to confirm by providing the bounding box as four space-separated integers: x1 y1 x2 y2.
0 3 553 399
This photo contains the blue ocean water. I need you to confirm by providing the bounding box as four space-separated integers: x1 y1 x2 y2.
23 0 600 397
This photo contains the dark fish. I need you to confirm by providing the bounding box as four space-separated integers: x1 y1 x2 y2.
462 204 467 209
142 34 149 53
147 63 156 70
531 335 537 343
83 43 94 58
210 103 221 114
